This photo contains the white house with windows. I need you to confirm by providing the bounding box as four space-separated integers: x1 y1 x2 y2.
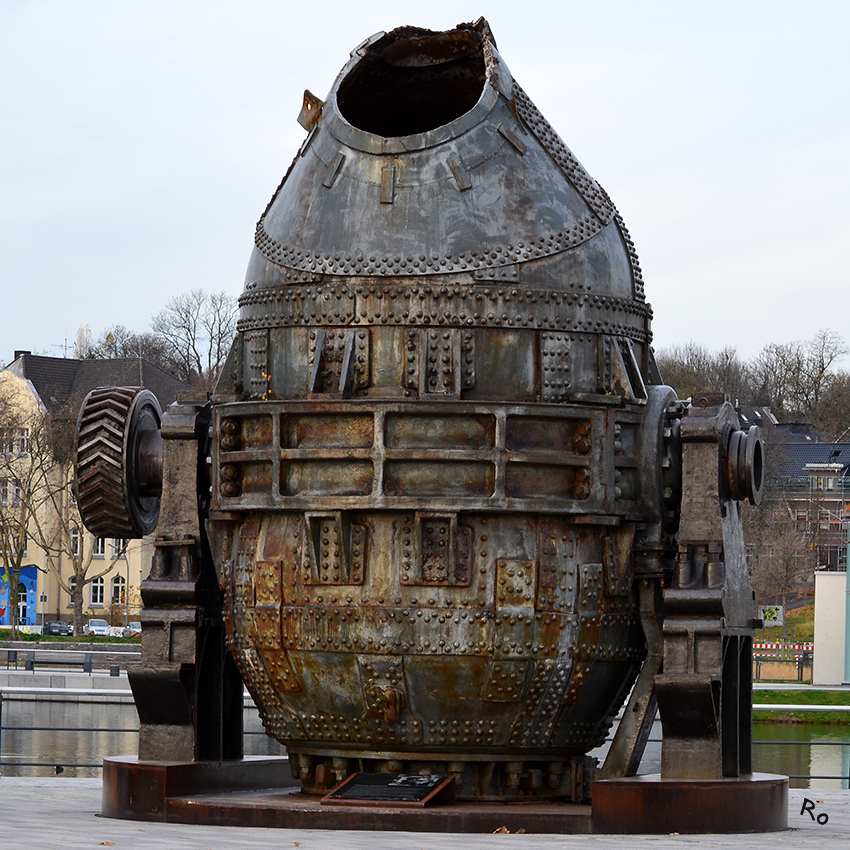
63 535 145 612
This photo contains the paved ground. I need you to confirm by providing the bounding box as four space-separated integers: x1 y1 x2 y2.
1 778 848 849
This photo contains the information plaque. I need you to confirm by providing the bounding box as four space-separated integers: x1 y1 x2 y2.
321 773 456 808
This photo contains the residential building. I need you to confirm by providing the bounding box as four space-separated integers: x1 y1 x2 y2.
0 352 187 630
735 404 849 574
772 442 850 572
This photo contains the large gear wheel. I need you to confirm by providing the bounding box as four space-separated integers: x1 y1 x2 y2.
74 386 163 538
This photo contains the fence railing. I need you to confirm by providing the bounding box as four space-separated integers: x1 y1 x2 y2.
0 690 275 772
2 691 848 782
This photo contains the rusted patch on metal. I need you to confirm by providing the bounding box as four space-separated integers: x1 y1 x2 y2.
380 166 396 204
447 155 472 192
385 413 494 449
297 89 323 132
537 522 577 613
482 658 529 702
508 659 573 746
603 527 635 596
379 28 480 68
385 460 495 497
301 512 368 585
359 656 406 723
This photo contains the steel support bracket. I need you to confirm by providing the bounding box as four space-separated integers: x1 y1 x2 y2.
128 394 244 762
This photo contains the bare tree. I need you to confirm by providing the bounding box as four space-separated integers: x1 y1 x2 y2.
91 324 176 374
795 329 848 413
655 341 715 399
751 330 848 420
660 330 849 440
747 499 816 639
150 289 237 389
812 371 850 441
73 324 94 359
0 382 40 639
655 342 751 402
0 374 126 634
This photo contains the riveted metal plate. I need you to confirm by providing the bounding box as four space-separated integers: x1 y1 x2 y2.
238 283 652 343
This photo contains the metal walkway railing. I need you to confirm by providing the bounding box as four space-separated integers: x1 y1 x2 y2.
2 691 848 782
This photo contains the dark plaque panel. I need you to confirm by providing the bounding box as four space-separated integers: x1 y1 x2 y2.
321 774 456 808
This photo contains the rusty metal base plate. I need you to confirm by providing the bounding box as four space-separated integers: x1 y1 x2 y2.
103 758 787 834
102 756 592 833
591 773 788 834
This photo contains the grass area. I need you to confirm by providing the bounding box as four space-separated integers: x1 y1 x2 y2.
753 688 850 724
0 630 43 642
0 629 140 644
755 602 814 643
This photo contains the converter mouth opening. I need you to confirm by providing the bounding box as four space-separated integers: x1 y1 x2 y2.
337 26 487 137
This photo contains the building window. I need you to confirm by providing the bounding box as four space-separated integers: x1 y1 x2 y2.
90 576 104 607
0 479 20 508
111 538 127 559
67 576 77 606
17 582 27 625
70 528 80 556
92 537 105 557
112 574 126 604
825 546 842 569
2 428 29 457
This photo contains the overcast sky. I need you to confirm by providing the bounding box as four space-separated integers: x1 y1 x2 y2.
2 1 848 367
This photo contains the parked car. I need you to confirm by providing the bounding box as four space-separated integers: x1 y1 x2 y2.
122 621 142 638
84 618 110 636
44 621 73 636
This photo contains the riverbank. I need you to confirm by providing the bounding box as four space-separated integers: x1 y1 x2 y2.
754 688 850 724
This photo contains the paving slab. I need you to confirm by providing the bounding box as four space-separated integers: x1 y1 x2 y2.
0 778 848 849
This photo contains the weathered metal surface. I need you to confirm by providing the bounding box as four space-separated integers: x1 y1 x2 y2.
76 17 780 831
596 578 662 779
127 395 244 762
655 396 763 780
102 756 295 821
102 755 594 833
102 757 786 834
74 387 163 537
591 773 788 834
203 19 659 802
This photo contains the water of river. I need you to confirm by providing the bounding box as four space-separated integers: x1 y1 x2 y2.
1 702 847 787
590 718 850 789
0 699 281 778
753 722 850 789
